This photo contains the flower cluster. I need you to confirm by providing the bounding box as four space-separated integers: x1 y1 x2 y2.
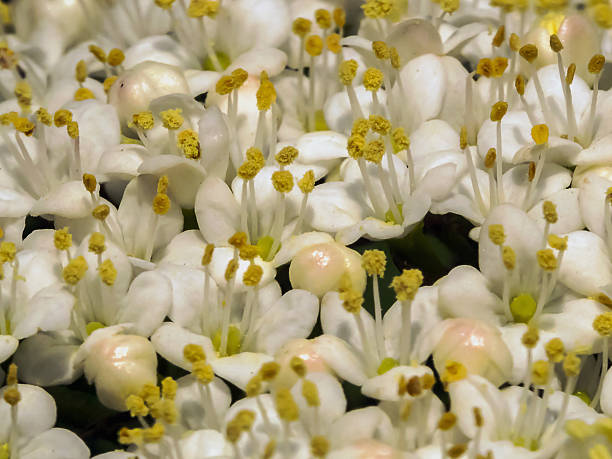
4 0 612 457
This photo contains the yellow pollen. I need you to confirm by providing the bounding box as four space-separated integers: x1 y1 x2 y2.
228 232 247 248
13 117 34 136
333 7 346 27
0 44 17 70
161 377 177 400
490 101 508 122
131 111 154 130
139 384 160 406
187 0 220 18
0 241 16 263
563 352 581 377
441 360 467 385
92 204 110 221
392 127 410 152
347 134 366 159
361 0 394 18
107 48 125 67
231 68 248 89
363 67 384 92
473 407 484 428
259 361 280 381
315 9 332 29
159 108 184 130
476 58 492 78
542 200 558 223
502 246 516 270
537 249 557 271
488 224 505 245
339 59 358 85
192 360 214 383
246 146 265 168
103 76 118 94
311 436 330 458
548 234 567 252
239 244 259 261
593 4 612 29
243 263 263 286
438 412 457 431
154 0 176 9
509 33 521 52
406 375 422 396
492 57 508 77
36 108 52 126
422 373 435 390
352 118 369 137
0 112 17 126
532 360 549 385
63 256 88 285
589 444 612 459
245 374 262 397
88 45 107 63
532 124 549 144
565 419 595 440
157 176 169 194
6 363 17 386
177 129 201 160
364 139 385 164
369 114 391 135
298 170 315 193
275 388 300 422
215 75 234 95
184 343 207 363
3 387 20 406
67 121 79 139
98 259 117 286
522 325 540 348
234 409 256 431
292 17 312 38
256 72 276 111
545 337 564 362
550 34 563 52
224 258 239 281
341 288 364 314
275 146 299 166
326 33 342 54
88 232 106 255
362 249 386 277
271 170 294 193
391 268 423 301
54 227 72 251
528 162 536 181
515 74 525 96
54 109 72 127
302 379 320 406
305 35 324 57
75 59 88 83
82 173 97 193
448 444 468 458
200 244 215 267
492 25 505 47
589 54 606 74
519 44 538 63
14 81 32 110
126 395 149 417
390 46 400 69
566 63 576 85
118 427 142 445
143 423 165 443
152 193 171 215
226 420 242 444
593 312 612 336
372 41 390 60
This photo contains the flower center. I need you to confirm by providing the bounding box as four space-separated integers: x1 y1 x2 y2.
203 51 231 71
212 325 242 356
0 443 9 459
510 293 537 324
377 357 399 375
86 321 106 336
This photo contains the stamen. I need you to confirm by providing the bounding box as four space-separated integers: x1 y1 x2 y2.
550 34 577 140
391 269 423 365
585 54 606 145
339 59 364 121
591 312 612 408
363 249 387 360
519 45 554 130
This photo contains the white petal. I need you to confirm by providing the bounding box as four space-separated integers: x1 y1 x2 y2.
0 335 18 364
0 384 56 441
226 48 287 78
199 106 230 179
175 374 231 430
0 187 35 217
211 353 273 390
527 188 583 235
477 111 532 163
195 176 241 246
30 181 92 219
362 365 433 402
385 19 443 63
312 334 369 386
151 322 216 370
20 428 90 459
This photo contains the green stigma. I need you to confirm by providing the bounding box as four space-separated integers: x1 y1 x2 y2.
510 293 537 324
256 235 277 262
384 204 404 225
573 391 591 405
377 357 399 375
212 325 242 356
314 110 329 131
86 321 105 335
203 51 231 71
0 443 8 459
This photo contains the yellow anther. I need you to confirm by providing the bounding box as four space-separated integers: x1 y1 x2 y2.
519 44 539 63
550 34 563 53
315 9 332 29
14 81 31 110
246 146 265 169
532 124 549 145
441 0 460 13
326 33 342 54
177 129 201 160
243 263 263 286
528 162 536 181
103 76 118 94
473 407 484 428
81 173 96 193
362 249 386 277
13 117 34 136
107 48 125 67
245 374 262 397
547 234 567 252
422 373 435 391
192 360 214 383
302 379 320 406
292 17 312 38
492 25 505 47
305 35 324 57
150 398 177 424
406 375 422 397
228 231 247 249
215 75 234 95
347 135 365 159
594 312 612 336
161 377 177 400
438 412 457 431
502 246 516 270
139 384 160 406
492 57 508 78
563 352 581 377
389 46 400 69
593 4 612 29
364 139 385 164
0 241 15 263
256 72 276 111
298 169 315 193
545 338 564 362
53 227 72 251
156 176 168 195
88 232 106 255
234 409 256 432
542 200 558 224
352 118 369 137
361 0 394 18
159 108 183 130
532 360 549 385
92 204 110 221
311 436 330 458
0 111 17 126
441 360 467 385
118 427 142 445
126 395 149 417
566 63 576 85
98 259 117 286
490 101 508 122
392 127 410 153
275 146 299 166
239 244 259 261
589 54 606 74
290 356 307 377
488 224 505 245
259 361 280 381
448 444 468 458
339 59 358 85
143 423 165 443
200 244 215 267
54 109 72 127
509 33 521 52
537 249 557 271
224 258 239 281
333 7 346 28
132 111 155 131
184 343 207 363
3 388 20 406
476 58 493 78
6 363 17 386
515 74 526 96
226 420 242 443
363 67 384 92
391 269 423 301
589 444 612 459
0 44 17 70
275 388 300 422
152 193 171 215
565 419 596 440
154 0 176 9
63 256 88 285
271 170 294 193
341 288 364 314
67 121 79 139
187 0 219 18
231 68 248 89
369 114 391 135
522 325 540 348
372 41 390 60
35 108 52 126
89 45 107 63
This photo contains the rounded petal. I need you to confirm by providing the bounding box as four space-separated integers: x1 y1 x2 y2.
151 322 216 371
20 428 90 459
362 365 433 402
0 384 56 442
195 176 241 246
